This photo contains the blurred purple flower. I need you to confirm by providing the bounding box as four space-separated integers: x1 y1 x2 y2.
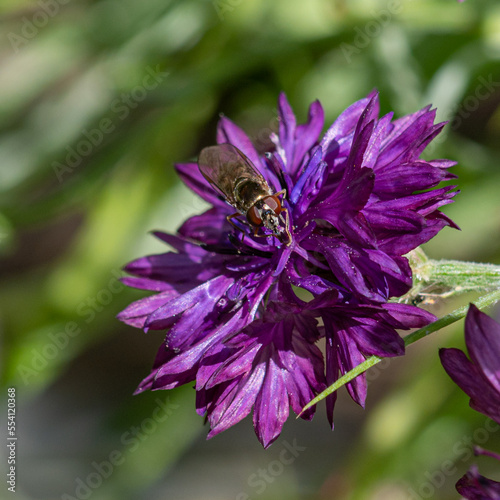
440 305 500 499
456 450 500 500
440 304 500 424
119 91 457 447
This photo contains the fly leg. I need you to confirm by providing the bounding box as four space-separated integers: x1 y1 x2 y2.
274 189 292 246
279 207 292 246
227 213 247 243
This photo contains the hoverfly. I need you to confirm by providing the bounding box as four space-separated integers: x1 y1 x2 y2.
198 143 291 245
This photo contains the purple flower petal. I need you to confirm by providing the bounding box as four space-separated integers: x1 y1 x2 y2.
374 161 454 197
120 276 175 292
321 90 377 152
293 99 325 175
207 363 266 438
175 162 227 208
144 275 233 330
456 464 500 500
277 92 297 174
336 328 367 407
465 304 500 394
440 354 500 424
117 290 180 329
440 307 500 425
381 302 436 328
254 354 290 448
178 208 232 245
325 335 339 429
347 318 405 357
216 116 263 170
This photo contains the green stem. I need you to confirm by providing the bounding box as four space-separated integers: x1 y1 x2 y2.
400 251 500 303
425 259 500 291
299 288 500 416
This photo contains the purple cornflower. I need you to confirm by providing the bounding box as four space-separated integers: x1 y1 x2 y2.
456 449 500 500
440 305 500 498
119 91 457 447
440 304 500 424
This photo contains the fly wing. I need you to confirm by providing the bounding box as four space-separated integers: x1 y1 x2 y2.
198 144 267 209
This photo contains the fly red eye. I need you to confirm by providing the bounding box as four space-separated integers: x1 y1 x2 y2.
247 205 263 226
262 195 281 215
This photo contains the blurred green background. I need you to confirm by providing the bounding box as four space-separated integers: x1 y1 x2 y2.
1 0 500 499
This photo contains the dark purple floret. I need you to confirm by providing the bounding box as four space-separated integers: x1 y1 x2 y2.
118 91 457 446
455 447 500 500
457 463 500 500
440 305 500 499
440 304 500 424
